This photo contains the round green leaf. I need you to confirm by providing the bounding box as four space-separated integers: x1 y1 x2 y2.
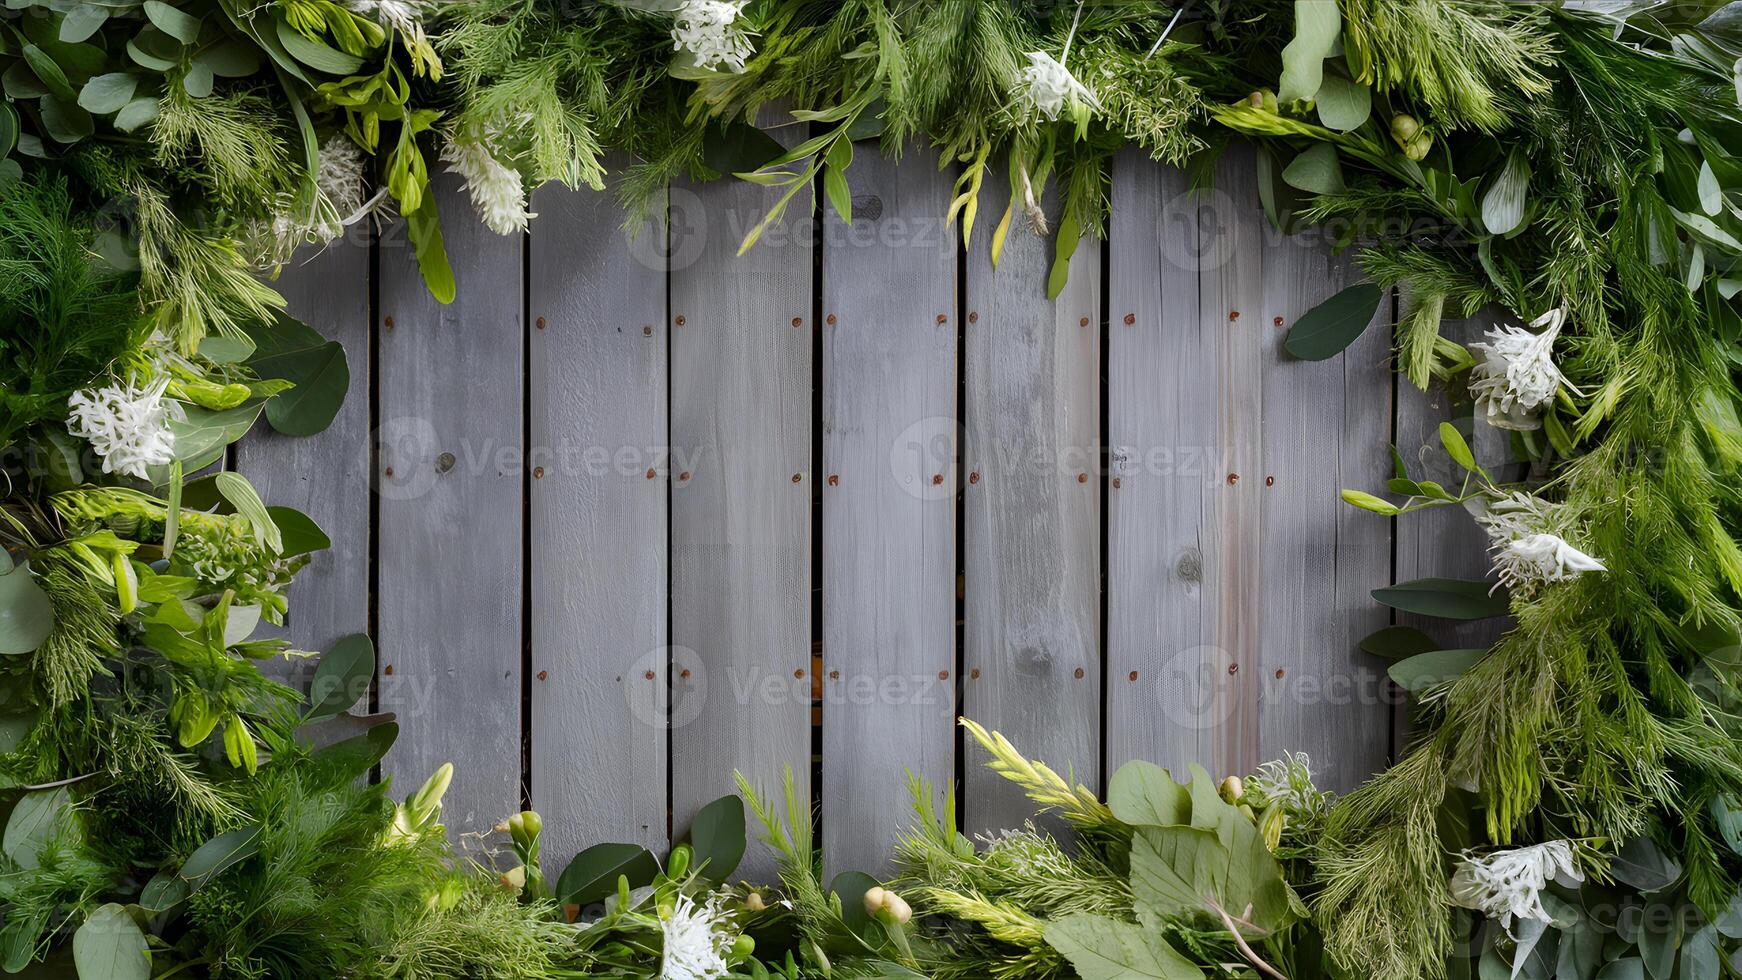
73 905 149 980
1610 836 1682 894
0 562 54 656
1387 648 1486 693
126 29 184 73
828 870 881 941
269 506 330 558
143 1 203 45
196 38 262 78
58 6 109 44
683 794 746 882
1315 72 1371 131
1371 577 1509 620
113 96 160 133
1281 143 1345 196
3 787 71 870
258 340 349 436
78 73 138 115
556 843 659 908
40 95 94 143
182 61 213 98
1284 283 1383 360
306 634 374 722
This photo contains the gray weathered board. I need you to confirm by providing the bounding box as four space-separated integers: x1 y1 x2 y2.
241 152 1495 876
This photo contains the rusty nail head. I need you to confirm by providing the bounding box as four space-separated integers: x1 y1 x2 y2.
793 668 804 679
937 670 949 680
533 466 546 479
1227 473 1239 485
1265 475 1275 486
791 316 803 327
536 317 547 330
436 452 456 473
1128 671 1139 681
1274 668 1285 679
383 316 395 331
644 670 655 680
968 311 979 323
537 670 548 681
936 313 948 324
675 315 687 326
1079 316 1090 327
826 313 837 325
681 669 692 679
931 474 944 486
679 471 691 481
1112 477 1123 489
969 471 980 485
645 468 657 479
1228 663 1239 675
1273 316 1285 327
1074 667 1086 679
1123 313 1136 325
643 325 653 336
791 473 802 483
1229 310 1240 321
827 474 839 486
1077 473 1088 484
970 668 981 679
829 670 840 680
384 664 393 675
383 466 395 478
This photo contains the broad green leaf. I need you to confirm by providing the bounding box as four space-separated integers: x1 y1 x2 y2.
154 404 264 479
1700 160 1724 217
196 38 262 77
113 96 160 133
126 29 183 72
269 507 330 558
1277 0 1341 104
556 843 659 908
406 198 455 304
182 61 213 98
1681 925 1719 980
253 339 349 436
829 870 881 940
1357 626 1440 660
1481 150 1530 236
0 561 54 655
1371 578 1509 619
275 19 364 75
179 825 261 891
1281 143 1345 195
59 5 109 43
1130 824 1299 934
309 720 398 781
306 634 374 722
72 905 149 980
3 786 71 870
138 872 190 914
684 794 746 882
1284 283 1383 360
21 44 75 101
1708 794 1742 856
40 95 93 143
1387 648 1486 693
703 118 785 177
1044 913 1203 980
144 1 202 44
1314 72 1371 131
1107 760 1191 827
1610 837 1682 894
1597 959 1644 980
78 73 138 114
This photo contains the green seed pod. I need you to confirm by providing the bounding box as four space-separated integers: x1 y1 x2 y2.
1219 775 1244 804
668 843 692 880
1390 113 1422 143
1404 132 1433 161
730 935 755 961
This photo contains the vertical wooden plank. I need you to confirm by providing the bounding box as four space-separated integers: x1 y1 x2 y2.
527 168 668 864
233 238 372 688
1256 197 1394 792
670 135 812 879
1107 150 1210 774
963 170 1100 836
820 144 956 875
376 176 523 838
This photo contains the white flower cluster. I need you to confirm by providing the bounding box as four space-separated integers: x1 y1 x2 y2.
672 0 755 73
442 126 535 236
659 894 735 980
1477 491 1606 595
1019 51 1102 121
1245 752 1328 815
347 0 427 39
66 377 181 481
1448 840 1582 936
1469 306 1576 430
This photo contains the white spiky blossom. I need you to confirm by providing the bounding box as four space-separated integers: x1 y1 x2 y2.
1246 752 1328 815
66 377 182 480
1019 51 1102 121
659 894 735 980
1468 306 1577 430
442 127 534 236
1477 491 1606 594
347 0 426 37
1448 841 1582 937
671 0 755 73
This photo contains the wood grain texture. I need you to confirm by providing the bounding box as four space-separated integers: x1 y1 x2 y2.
1106 147 1391 791
962 170 1101 836
375 176 524 841
669 136 812 880
233 238 372 690
527 171 669 864
819 144 956 875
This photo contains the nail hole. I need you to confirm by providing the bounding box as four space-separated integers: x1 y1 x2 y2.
968 311 979 323
826 313 837 325
383 467 395 478
383 316 395 331
435 452 455 474
643 325 653 336
1227 663 1239 675
675 315 687 326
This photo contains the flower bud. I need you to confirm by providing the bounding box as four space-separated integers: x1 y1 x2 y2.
730 935 756 961
1259 804 1286 851
1390 113 1421 143
499 865 526 893
519 810 542 838
668 844 692 880
863 886 887 918
744 891 767 912
1245 88 1278 113
1219 775 1244 804
884 893 913 924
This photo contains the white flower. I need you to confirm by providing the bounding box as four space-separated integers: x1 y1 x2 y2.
1468 306 1576 430
346 0 426 38
316 136 368 219
1246 752 1327 814
66 377 182 480
1449 840 1582 937
672 0 755 73
442 127 534 236
1019 51 1102 121
1477 492 1605 594
659 894 735 980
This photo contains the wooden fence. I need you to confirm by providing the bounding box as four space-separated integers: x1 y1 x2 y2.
235 144 1490 879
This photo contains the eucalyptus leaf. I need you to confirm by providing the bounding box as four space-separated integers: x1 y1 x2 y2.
1281 142 1345 195
1371 578 1509 619
179 825 261 891
1314 72 1371 131
77 73 138 114
3 786 71 870
683 794 746 881
1387 648 1487 693
40 94 94 143
1610 837 1682 893
1357 626 1440 660
113 96 160 133
556 843 659 908
143 1 203 44
72 905 149 980
58 5 109 43
305 634 374 722
0 561 54 655
1284 282 1383 360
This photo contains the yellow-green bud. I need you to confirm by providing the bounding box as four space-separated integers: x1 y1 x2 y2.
1403 132 1433 161
1244 88 1279 113
669 844 692 879
519 810 542 837
1259 804 1286 852
730 935 755 961
500 865 526 893
744 891 767 912
1390 113 1421 143
1219 775 1244 804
